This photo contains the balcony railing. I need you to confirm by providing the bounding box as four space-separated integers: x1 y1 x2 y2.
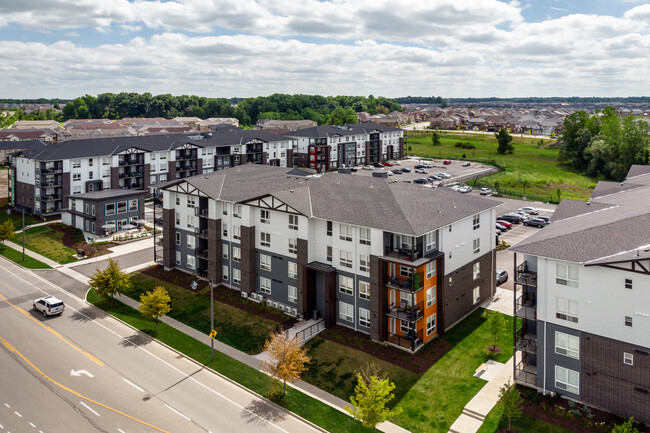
387 301 424 323
384 246 420 262
176 153 196 160
387 329 423 352
42 195 61 202
39 167 62 174
515 261 537 288
195 248 209 260
386 274 424 293
515 293 537 320
195 227 209 239
194 208 209 218
515 325 537 354
514 355 537 387
42 180 62 187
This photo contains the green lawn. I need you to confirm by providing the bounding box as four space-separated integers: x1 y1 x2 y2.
12 225 78 264
86 290 372 433
0 244 52 269
407 131 596 201
0 205 41 228
126 272 280 354
477 405 574 433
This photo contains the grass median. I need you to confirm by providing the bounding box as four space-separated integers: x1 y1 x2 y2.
0 244 52 269
12 225 78 264
87 289 372 433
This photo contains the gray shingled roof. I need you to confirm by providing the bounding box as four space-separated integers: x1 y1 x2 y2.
590 181 643 199
161 164 501 236
550 199 612 222
66 189 148 200
626 164 650 179
287 122 401 139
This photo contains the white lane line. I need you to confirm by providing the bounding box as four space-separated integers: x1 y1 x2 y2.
0 265 292 433
4 403 9 408
79 401 100 417
28 422 35 427
164 403 191 422
118 429 126 433
122 378 144 392
14 412 21 417
0 422 3 428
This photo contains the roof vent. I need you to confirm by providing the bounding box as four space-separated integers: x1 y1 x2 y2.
369 184 373 189
290 189 294 193
621 182 625 186
587 201 591 205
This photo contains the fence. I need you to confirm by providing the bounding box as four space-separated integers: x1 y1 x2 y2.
469 179 560 204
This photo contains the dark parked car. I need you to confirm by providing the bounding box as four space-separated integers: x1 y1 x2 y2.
496 269 508 285
401 167 411 173
428 175 442 181
496 222 507 232
524 217 546 228
497 215 521 224
506 213 525 223
414 178 428 184
392 168 403 174
373 162 383 168
537 216 551 225
414 164 425 169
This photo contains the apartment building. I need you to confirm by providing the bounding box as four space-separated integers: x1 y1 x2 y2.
288 124 405 171
510 165 650 423
158 164 499 352
8 131 296 216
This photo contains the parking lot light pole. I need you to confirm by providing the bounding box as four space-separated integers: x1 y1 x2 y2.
22 208 25 261
210 279 214 361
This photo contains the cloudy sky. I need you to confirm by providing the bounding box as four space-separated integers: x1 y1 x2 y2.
1 0 649 99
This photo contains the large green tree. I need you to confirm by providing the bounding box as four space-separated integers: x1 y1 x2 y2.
0 220 14 244
485 310 506 353
138 286 171 333
495 129 514 154
345 364 402 429
88 258 132 299
497 381 523 432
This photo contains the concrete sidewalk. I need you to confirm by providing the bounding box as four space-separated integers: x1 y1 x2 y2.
448 357 514 433
63 237 154 268
114 294 409 433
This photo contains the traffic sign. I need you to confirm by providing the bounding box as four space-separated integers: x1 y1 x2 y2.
209 330 217 339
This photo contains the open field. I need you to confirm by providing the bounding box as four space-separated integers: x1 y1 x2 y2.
12 224 78 264
407 131 596 201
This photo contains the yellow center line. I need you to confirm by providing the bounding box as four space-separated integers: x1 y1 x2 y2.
0 293 103 367
0 335 170 433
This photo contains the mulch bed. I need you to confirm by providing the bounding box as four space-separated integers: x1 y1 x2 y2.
139 266 289 324
48 223 116 258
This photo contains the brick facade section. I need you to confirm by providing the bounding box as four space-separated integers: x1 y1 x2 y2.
240 225 256 294
207 218 222 283
369 255 387 341
14 180 34 211
296 239 308 315
168 163 177 181
143 163 151 189
110 167 119 189
61 172 70 199
582 333 650 423
162 208 175 269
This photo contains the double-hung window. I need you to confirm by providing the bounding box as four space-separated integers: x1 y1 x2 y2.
288 286 297 304
338 302 353 322
555 366 579 394
289 214 298 230
260 277 271 294
359 281 370 300
288 262 297 279
556 263 578 288
260 209 270 224
288 238 297 254
339 250 353 268
339 276 353 295
359 228 371 245
555 332 580 359
260 232 271 247
426 261 436 279
359 254 369 272
473 214 480 230
556 298 579 323
472 238 480 254
339 224 352 241
260 254 271 271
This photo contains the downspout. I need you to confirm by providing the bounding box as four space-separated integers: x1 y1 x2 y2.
543 257 547 395
229 202 233 290
354 226 358 332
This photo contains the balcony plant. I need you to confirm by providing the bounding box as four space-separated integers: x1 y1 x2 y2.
412 272 421 291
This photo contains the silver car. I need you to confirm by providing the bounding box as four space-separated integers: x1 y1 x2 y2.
496 269 508 285
33 296 65 317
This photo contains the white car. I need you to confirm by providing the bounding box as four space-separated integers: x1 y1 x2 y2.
393 161 401 165
33 296 65 317
458 186 472 193
480 187 493 195
518 207 539 215
363 165 373 170
415 168 428 174
422 162 433 168
437 173 452 179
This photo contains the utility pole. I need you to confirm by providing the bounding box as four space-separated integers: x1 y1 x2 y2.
210 279 214 361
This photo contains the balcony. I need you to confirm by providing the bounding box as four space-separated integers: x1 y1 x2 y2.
386 274 424 293
194 208 209 218
387 301 424 323
195 228 209 239
42 179 62 187
42 195 61 202
120 171 144 179
515 325 537 354
515 293 537 320
195 248 209 260
176 153 195 160
39 167 62 174
515 261 537 288
514 353 537 387
387 329 423 352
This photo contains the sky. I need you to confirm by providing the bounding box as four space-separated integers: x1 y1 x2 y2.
1 0 649 99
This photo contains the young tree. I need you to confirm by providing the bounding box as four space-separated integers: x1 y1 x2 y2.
432 132 441 146
345 363 403 429
485 310 506 353
88 258 132 299
495 129 514 154
138 286 171 333
260 331 310 397
612 418 638 433
0 220 15 244
497 380 523 432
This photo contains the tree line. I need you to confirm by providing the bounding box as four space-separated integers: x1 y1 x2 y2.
559 106 649 181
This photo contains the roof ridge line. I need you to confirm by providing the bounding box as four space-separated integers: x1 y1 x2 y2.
307 185 313 218
557 203 619 222
585 243 650 264
217 171 226 200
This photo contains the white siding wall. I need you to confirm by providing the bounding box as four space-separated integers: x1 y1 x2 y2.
16 157 35 185
439 208 495 273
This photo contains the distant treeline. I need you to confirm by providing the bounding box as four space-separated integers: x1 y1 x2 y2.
447 97 650 104
0 98 70 106
2 93 403 126
394 96 447 105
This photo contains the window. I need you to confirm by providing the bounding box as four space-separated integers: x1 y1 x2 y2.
625 316 633 327
222 265 229 281
555 366 579 395
186 234 194 249
400 290 413 307
473 286 480 304
176 196 180 206
359 254 369 272
187 256 195 270
175 251 181 265
400 266 413 278
72 173 81 181
222 245 228 259
400 320 412 334
556 298 579 323
91 205 95 216
129 199 138 211
233 204 242 218
117 201 127 214
289 214 298 230
85 203 89 214
233 247 241 262
288 238 297 254
231 224 240 241
326 246 332 262
222 203 228 216
555 332 580 359
288 286 297 304
175 212 180 225
175 232 181 245
359 281 370 300
422 263 434 281
222 223 228 237
187 215 195 229
186 196 196 208
426 286 436 307
473 262 480 279
233 268 241 284
339 276 353 295
473 238 480 254
556 263 578 288
359 308 370 328
339 224 352 241
72 160 81 168
360 228 371 245
260 209 270 224
105 203 115 216
624 352 634 366
159 152 167 160
260 277 271 294
288 262 297 279
339 250 353 268
339 301 353 322
327 221 332 236
88 172 94 180
427 314 437 336
260 254 271 271
425 232 436 251
473 214 480 230
625 278 633 290
260 232 271 247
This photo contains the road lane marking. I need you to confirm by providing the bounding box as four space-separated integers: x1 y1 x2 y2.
70 369 94 378
28 422 35 427
79 401 100 417
0 336 169 433
4 403 9 408
14 412 21 417
122 378 144 392
164 404 191 421
118 429 126 433
0 293 103 367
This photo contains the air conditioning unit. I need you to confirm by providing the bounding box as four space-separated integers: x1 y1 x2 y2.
266 298 274 307
272 302 279 309
291 308 298 316
240 292 248 299
281 305 289 313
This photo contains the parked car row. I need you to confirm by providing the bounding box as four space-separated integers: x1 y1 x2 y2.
497 207 549 229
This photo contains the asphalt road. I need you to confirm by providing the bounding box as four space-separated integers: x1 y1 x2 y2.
72 247 154 277
0 257 321 433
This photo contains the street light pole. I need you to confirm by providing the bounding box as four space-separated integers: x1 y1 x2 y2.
22 208 25 262
210 279 214 361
